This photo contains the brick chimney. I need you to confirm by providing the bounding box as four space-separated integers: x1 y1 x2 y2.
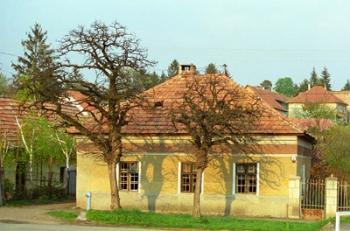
178 64 196 76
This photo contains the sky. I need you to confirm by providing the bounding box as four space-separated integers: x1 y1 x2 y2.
2 0 350 90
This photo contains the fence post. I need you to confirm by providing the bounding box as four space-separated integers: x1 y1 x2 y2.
288 176 301 219
325 176 338 218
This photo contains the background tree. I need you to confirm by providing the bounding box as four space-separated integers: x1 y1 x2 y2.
14 21 154 209
12 23 58 101
309 67 320 87
320 67 331 90
342 80 350 91
273 77 298 97
0 73 8 96
167 59 179 77
171 75 262 217
260 80 272 91
297 79 309 93
205 63 218 74
318 125 350 179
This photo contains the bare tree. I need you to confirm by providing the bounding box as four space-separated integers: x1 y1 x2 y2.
0 132 10 205
171 74 263 217
14 21 154 209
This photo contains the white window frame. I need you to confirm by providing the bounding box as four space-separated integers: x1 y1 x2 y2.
233 162 259 195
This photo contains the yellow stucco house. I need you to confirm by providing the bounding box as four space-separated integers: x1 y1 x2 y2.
75 65 314 218
288 86 348 122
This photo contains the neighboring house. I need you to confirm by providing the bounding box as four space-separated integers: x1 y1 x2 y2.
74 65 314 218
248 86 288 115
0 97 77 191
288 86 348 122
332 91 350 122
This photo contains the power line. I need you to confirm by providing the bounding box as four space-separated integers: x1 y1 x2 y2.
0 51 18 57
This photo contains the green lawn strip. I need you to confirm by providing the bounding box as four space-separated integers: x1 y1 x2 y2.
48 210 79 221
86 209 328 231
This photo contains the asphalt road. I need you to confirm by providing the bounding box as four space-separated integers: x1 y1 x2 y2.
0 223 163 231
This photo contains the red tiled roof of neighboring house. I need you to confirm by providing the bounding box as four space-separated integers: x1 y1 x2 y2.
248 86 288 113
66 90 96 114
289 118 334 132
0 97 79 146
332 91 350 107
289 86 347 105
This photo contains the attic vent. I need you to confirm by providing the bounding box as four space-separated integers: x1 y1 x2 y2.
154 101 164 108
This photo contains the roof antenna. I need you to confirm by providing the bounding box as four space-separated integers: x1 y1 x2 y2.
223 64 229 77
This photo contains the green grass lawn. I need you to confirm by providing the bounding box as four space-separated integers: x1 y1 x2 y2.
83 209 329 231
48 210 79 221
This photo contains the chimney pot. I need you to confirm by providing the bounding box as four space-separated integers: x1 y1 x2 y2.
178 64 196 76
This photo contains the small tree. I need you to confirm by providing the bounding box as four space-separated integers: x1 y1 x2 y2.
167 59 179 77
320 67 331 90
205 63 218 74
171 75 263 217
274 77 298 97
318 125 350 179
260 80 272 91
342 80 350 91
14 21 154 209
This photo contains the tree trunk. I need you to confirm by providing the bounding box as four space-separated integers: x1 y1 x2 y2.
47 156 53 199
107 161 121 210
192 167 204 217
0 166 4 206
63 156 70 194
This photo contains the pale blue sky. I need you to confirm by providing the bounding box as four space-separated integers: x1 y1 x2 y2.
2 0 350 89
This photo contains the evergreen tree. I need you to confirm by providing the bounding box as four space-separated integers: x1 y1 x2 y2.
320 67 331 90
298 79 309 93
309 67 320 87
12 23 59 101
205 63 218 74
160 71 167 82
260 80 272 91
167 59 179 77
342 79 350 91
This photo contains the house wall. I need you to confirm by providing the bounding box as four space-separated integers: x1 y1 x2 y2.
76 135 311 218
288 103 347 121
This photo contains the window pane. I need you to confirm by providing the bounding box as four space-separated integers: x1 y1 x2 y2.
236 163 257 194
119 162 139 191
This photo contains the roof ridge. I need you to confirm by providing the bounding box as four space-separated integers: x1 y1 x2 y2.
247 87 306 134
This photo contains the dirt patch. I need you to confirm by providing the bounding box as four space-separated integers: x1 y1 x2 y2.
0 202 79 225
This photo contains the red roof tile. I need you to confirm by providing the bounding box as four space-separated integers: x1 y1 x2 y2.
0 98 79 146
249 86 288 113
289 86 347 105
122 74 308 135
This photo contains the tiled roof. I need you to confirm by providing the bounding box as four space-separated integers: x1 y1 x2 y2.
249 86 288 113
289 118 334 132
121 74 308 135
333 91 350 107
289 86 347 105
66 90 96 113
0 98 79 146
